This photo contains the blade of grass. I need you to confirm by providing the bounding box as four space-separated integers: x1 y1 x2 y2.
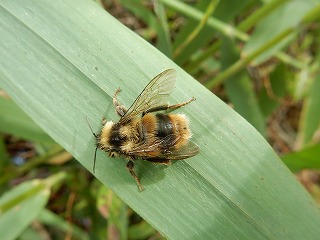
38 209 89 240
153 0 172 57
118 0 172 56
162 0 306 70
257 63 289 117
0 145 64 186
97 185 128 240
0 97 54 143
173 0 218 58
297 75 320 146
128 221 160 240
205 28 295 88
162 0 248 41
184 41 220 72
0 173 65 240
0 180 49 240
282 144 320 172
0 136 10 169
237 0 289 32
184 0 288 72
243 0 317 65
1 0 320 239
221 37 265 135
170 0 252 65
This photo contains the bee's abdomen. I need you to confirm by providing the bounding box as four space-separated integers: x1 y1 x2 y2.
141 113 191 149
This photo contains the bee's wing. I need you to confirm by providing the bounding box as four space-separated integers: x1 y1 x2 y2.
128 135 199 160
119 69 177 124
158 140 199 160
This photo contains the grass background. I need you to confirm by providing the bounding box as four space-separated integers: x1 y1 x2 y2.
0 0 320 239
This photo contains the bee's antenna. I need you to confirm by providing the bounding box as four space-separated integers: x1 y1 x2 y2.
93 146 98 173
85 116 99 173
85 116 98 138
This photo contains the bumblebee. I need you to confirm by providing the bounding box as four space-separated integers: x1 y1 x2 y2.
93 69 199 191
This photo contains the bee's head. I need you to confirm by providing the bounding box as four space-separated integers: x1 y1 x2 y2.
85 117 111 173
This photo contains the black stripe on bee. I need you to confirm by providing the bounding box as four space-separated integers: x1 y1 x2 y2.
155 114 173 137
109 123 126 148
155 113 175 148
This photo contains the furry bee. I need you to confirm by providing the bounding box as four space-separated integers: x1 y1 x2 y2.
92 69 199 191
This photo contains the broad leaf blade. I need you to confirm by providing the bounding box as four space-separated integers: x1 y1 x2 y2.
0 0 320 239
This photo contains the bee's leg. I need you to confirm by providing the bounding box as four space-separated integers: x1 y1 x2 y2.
102 117 107 125
126 160 144 191
143 97 195 115
113 87 127 117
166 97 196 112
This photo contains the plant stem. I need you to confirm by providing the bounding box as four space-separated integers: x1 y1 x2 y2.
173 0 218 58
205 28 294 88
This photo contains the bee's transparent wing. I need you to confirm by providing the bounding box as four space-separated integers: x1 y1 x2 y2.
158 140 200 160
127 135 200 160
119 69 177 124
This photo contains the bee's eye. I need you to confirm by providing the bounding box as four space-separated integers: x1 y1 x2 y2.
110 134 126 147
111 136 121 145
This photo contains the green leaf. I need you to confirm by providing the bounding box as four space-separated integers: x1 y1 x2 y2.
243 0 316 65
0 135 10 169
165 0 252 65
282 144 320 172
297 75 320 146
97 185 128 240
37 209 89 240
0 180 50 240
0 97 53 143
1 0 320 239
118 0 172 56
128 220 161 240
221 37 266 135
19 227 43 240
258 63 289 117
